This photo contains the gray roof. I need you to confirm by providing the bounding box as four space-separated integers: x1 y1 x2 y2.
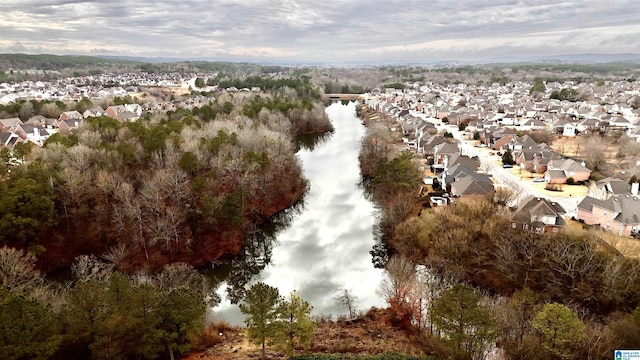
451 173 494 196
548 158 590 173
435 142 460 154
579 194 640 225
512 196 567 226
546 169 566 179
0 117 22 128
594 177 631 195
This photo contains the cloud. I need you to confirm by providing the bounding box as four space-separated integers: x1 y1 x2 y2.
1 0 638 62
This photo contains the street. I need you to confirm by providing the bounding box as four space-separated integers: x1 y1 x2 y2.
422 117 584 216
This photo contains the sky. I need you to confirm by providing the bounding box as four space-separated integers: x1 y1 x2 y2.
1 0 640 63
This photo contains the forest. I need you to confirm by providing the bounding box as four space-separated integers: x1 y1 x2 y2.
1 89 332 274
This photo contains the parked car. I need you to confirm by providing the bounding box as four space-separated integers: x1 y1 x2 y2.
533 178 545 183
503 164 513 168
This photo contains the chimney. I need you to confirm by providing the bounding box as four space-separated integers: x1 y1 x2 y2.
632 182 639 196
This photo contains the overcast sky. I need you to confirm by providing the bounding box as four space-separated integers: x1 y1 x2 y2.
1 0 639 63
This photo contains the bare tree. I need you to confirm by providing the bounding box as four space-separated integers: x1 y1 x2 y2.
494 186 517 206
584 136 608 172
0 246 44 293
334 287 358 318
71 254 115 282
379 254 422 327
63 144 95 173
40 103 63 119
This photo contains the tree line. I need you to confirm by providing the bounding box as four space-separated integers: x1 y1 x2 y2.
0 246 210 360
1 245 324 360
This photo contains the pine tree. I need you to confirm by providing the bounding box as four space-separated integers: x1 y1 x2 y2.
273 291 317 357
429 283 498 359
239 282 282 359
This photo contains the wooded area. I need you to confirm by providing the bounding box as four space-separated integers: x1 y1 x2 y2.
1 91 332 273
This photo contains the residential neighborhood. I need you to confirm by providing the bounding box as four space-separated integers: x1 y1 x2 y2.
2 71 640 240
0 72 201 104
0 72 268 151
362 79 640 238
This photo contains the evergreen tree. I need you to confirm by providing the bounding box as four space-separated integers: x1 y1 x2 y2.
502 149 515 165
239 282 282 359
158 286 206 360
529 80 546 95
429 283 498 359
0 288 62 360
531 303 585 360
273 291 316 357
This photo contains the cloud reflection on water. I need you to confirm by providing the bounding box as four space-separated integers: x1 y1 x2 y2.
212 102 385 324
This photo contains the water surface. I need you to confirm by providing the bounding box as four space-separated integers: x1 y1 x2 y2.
212 102 385 324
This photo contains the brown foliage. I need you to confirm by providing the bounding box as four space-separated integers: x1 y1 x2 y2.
392 196 640 315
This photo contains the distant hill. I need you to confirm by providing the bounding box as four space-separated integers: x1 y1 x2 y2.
537 53 640 63
0 53 141 71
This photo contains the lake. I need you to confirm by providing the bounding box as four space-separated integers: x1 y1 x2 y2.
211 102 385 324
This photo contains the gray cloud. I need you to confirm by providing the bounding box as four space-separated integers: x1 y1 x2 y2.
3 1 637 64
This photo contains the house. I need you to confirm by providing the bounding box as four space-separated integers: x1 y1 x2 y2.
25 115 57 129
441 155 480 189
543 158 591 183
0 117 23 131
577 192 640 237
115 110 140 122
124 103 143 116
526 148 563 174
433 142 460 165
553 118 572 135
57 119 82 135
627 127 640 142
58 110 83 121
576 118 600 133
419 135 446 156
609 116 631 129
11 123 49 145
544 169 569 184
490 127 517 148
450 173 495 198
520 119 547 131
83 107 106 118
105 105 126 118
588 178 632 200
492 134 516 151
511 196 567 233
0 131 24 149
508 134 539 151
562 122 576 137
